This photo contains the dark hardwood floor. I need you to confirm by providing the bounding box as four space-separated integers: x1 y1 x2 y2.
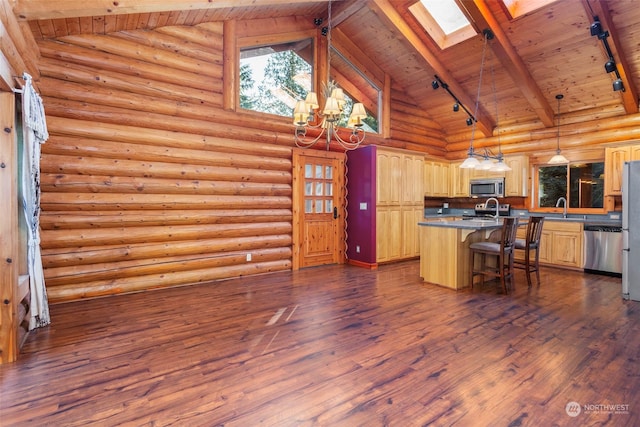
1 261 638 426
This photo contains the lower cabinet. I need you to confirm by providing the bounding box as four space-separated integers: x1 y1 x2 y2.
376 205 422 263
517 219 583 269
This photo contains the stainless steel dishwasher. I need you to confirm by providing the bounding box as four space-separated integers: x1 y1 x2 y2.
583 224 623 276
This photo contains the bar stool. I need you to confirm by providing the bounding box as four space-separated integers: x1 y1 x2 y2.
469 217 519 294
514 216 545 287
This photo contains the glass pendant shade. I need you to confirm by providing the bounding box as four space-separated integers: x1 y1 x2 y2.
491 160 512 172
548 152 569 164
460 156 481 169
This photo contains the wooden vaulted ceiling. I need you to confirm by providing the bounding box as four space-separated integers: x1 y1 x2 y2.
10 0 640 153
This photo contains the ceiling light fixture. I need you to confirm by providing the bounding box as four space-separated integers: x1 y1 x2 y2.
431 75 476 126
548 94 569 165
292 0 367 150
459 29 510 172
589 15 625 92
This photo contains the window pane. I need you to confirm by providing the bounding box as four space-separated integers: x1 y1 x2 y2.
325 183 333 196
315 165 323 179
240 39 313 117
315 182 323 196
326 199 333 213
315 200 323 213
538 165 567 207
305 199 313 213
569 162 604 208
330 47 380 133
305 181 313 196
325 166 333 179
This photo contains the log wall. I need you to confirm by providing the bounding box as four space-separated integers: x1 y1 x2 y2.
36 21 442 302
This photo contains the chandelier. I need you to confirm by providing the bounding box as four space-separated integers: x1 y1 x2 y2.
459 29 511 172
292 0 367 150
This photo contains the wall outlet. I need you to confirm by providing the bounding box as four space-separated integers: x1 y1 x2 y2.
610 214 620 220
356 245 360 253
519 212 525 216
359 202 367 210
246 253 252 262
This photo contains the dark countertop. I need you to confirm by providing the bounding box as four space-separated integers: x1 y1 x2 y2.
419 218 504 230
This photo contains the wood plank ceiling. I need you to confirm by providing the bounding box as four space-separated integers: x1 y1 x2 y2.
10 0 640 151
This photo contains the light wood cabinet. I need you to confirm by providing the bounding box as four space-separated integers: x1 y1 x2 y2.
604 144 640 196
539 220 583 268
504 155 529 197
375 148 424 263
471 168 505 179
450 161 470 197
424 160 449 197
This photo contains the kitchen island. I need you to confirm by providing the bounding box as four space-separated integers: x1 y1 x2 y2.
418 218 504 290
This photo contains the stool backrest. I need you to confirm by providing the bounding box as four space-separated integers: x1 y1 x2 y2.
526 216 545 247
502 217 519 251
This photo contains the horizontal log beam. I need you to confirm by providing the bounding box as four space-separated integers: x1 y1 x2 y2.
46 260 292 303
40 209 293 229
41 235 292 268
44 247 291 286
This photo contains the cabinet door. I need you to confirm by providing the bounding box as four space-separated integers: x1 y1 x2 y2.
376 206 402 262
551 231 582 267
376 151 402 205
424 161 450 197
402 154 424 204
631 145 640 161
604 146 630 195
450 162 470 197
434 162 450 197
538 230 552 264
401 207 423 258
504 155 529 197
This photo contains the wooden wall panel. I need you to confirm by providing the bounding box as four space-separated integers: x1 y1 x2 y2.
36 21 443 302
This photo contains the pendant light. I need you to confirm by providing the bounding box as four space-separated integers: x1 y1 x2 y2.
548 94 569 164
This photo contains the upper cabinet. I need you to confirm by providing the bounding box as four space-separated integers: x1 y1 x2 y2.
424 160 449 197
604 145 640 196
504 155 529 197
449 162 470 197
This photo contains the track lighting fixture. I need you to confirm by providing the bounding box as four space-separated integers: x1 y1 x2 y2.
613 79 624 92
604 59 616 73
590 15 625 92
431 75 476 126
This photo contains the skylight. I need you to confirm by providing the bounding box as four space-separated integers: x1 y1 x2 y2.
409 0 475 49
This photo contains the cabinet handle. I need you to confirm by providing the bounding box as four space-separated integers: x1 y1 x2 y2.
333 207 338 219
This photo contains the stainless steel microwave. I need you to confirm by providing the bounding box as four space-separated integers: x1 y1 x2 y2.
470 178 505 198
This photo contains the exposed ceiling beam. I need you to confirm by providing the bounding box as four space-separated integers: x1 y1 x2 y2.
370 0 494 137
11 0 333 21
324 0 365 27
461 0 555 128
582 0 638 114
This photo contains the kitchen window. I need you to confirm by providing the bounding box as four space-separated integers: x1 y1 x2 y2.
536 161 605 209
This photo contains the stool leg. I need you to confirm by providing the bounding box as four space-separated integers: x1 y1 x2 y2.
524 247 532 287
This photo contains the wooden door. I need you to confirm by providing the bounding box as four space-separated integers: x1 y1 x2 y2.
292 149 346 269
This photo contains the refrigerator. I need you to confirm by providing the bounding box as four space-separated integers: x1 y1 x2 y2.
622 161 640 301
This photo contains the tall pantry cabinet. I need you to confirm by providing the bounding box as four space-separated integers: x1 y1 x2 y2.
346 146 424 266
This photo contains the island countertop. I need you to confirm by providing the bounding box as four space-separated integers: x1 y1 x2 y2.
418 218 504 230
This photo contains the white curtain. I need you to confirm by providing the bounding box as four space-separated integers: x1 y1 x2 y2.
21 73 50 330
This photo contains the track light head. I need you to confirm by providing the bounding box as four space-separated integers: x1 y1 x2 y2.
613 79 624 92
321 26 328 37
453 103 459 112
466 117 473 126
313 18 323 26
590 18 603 37
604 59 616 73
431 80 439 90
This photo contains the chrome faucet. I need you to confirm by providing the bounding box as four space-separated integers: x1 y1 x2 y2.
556 197 567 218
484 197 500 219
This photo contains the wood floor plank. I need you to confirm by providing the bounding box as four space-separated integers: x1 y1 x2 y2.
1 261 639 426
